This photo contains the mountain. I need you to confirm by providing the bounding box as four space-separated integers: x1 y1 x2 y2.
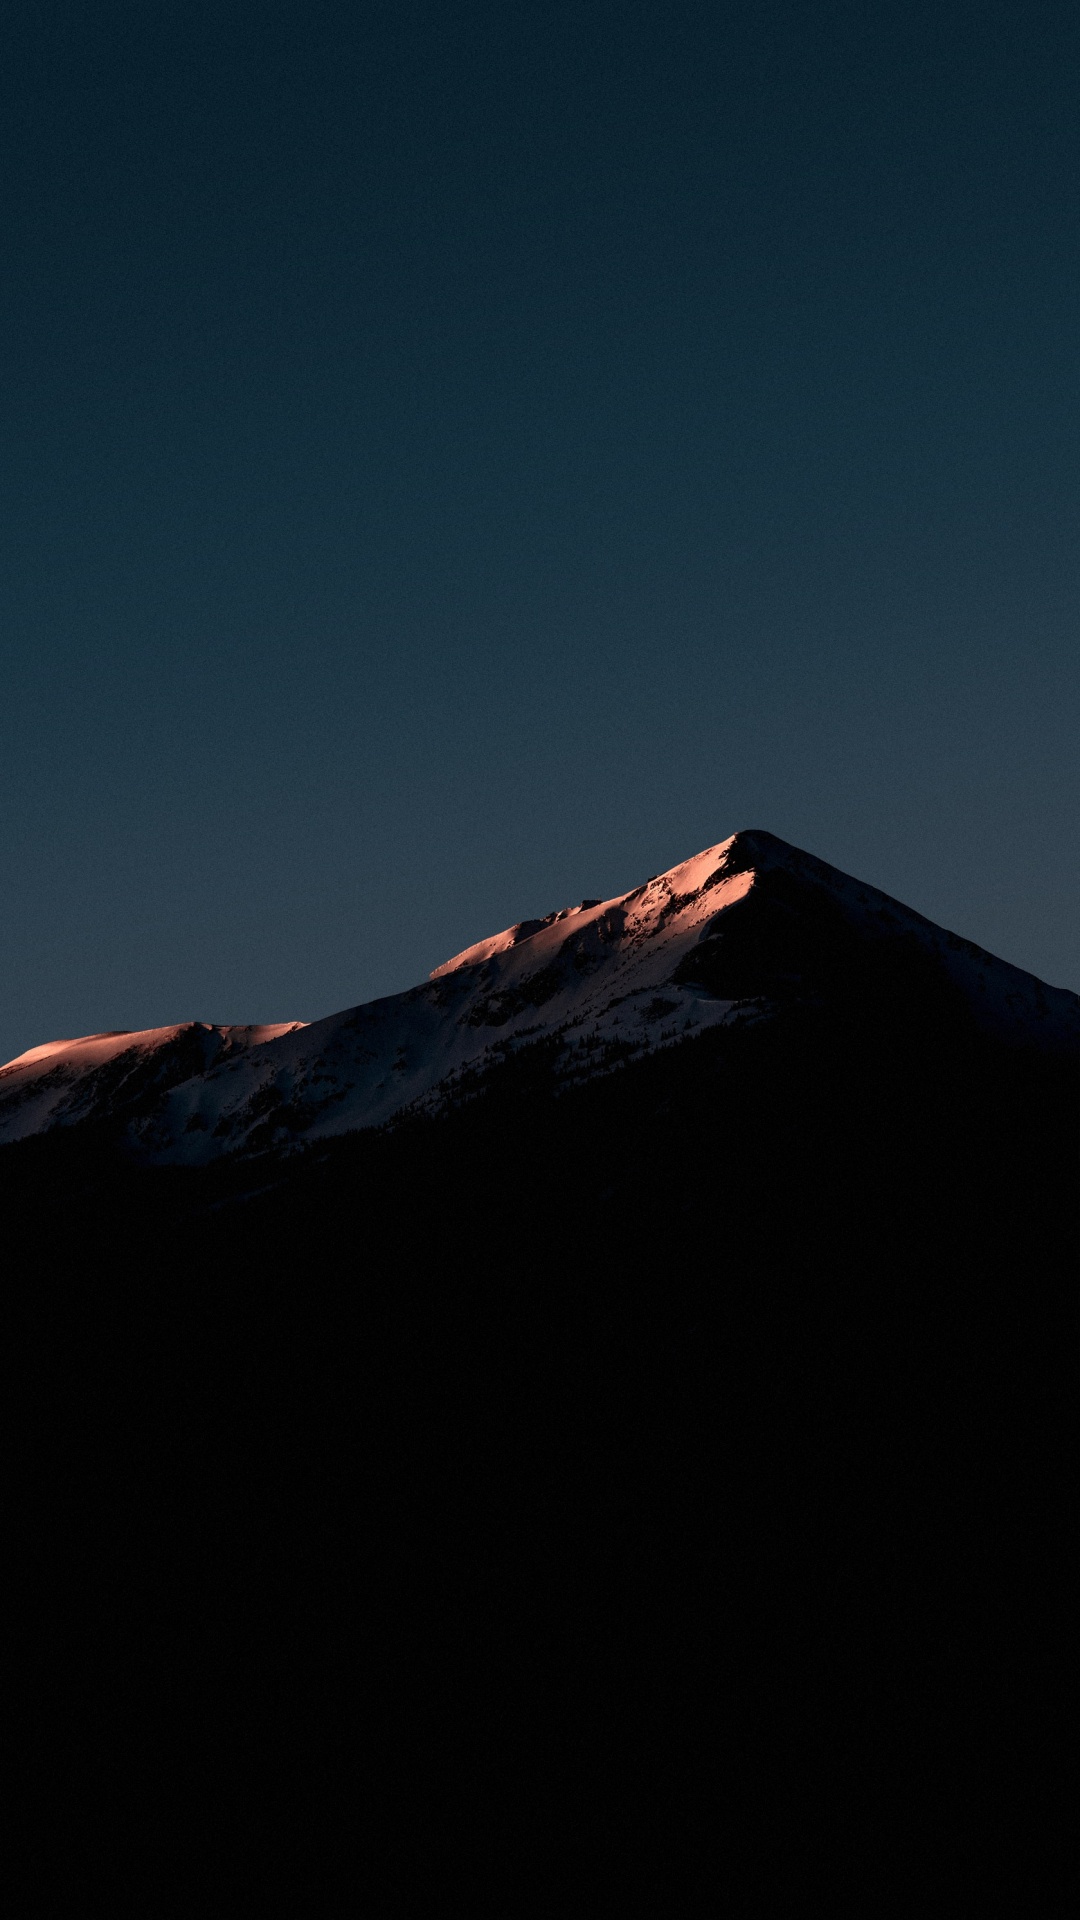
2 827 1075 1159
7 829 1075 1909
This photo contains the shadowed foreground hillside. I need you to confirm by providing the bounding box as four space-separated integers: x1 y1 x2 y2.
8 951 1076 1909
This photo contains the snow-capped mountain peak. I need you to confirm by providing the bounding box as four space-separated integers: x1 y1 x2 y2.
1 829 1075 1162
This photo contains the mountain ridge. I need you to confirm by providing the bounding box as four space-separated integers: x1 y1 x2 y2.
1 827 1075 1160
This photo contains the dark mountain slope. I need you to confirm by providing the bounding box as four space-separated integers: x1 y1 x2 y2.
7 845 1076 1910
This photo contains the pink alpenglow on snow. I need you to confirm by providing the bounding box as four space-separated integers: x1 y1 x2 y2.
0 1022 305 1148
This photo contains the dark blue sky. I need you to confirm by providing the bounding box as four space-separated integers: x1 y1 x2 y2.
2 0 1077 1061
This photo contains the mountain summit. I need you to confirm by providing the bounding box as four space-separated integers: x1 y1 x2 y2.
1 828 1075 1160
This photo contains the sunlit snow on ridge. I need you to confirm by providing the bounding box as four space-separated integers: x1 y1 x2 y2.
0 1022 306 1147
4 1023 304 1074
431 836 744 979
